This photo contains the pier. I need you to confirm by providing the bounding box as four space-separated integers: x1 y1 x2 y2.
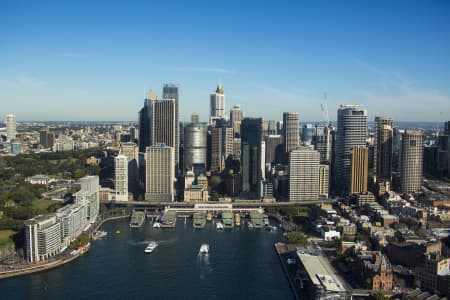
129 210 145 227
193 212 206 228
222 211 234 228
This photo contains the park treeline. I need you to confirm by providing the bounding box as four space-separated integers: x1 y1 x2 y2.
0 149 103 246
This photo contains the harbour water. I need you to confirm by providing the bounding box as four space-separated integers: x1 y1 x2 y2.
0 218 294 300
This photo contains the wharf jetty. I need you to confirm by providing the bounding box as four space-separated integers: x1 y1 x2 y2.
129 210 145 227
250 211 264 228
235 213 241 226
222 211 234 228
193 212 206 228
160 211 177 227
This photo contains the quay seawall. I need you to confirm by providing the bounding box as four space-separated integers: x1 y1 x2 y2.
0 251 83 280
0 214 129 281
275 242 300 300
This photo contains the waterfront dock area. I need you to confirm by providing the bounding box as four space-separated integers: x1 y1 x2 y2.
160 211 177 227
222 211 234 228
193 212 206 228
250 211 264 228
129 210 145 227
235 213 241 226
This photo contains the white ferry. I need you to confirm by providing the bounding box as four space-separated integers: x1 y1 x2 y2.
216 222 224 230
144 241 158 253
199 244 209 254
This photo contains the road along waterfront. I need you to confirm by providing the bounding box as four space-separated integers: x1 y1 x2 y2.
0 217 294 300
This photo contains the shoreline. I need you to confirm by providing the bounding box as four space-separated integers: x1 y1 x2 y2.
0 214 129 281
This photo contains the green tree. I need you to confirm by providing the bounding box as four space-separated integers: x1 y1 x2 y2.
287 232 308 244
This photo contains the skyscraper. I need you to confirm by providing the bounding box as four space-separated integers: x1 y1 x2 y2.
335 105 367 195
114 154 128 201
39 129 55 149
183 122 207 172
138 91 155 152
230 105 244 137
210 119 234 173
319 164 329 198
241 118 262 199
314 124 332 163
120 142 139 197
152 99 176 153
289 147 320 202
374 116 393 175
210 84 225 123
264 135 283 166
145 144 175 201
282 112 300 154
400 130 424 193
6 114 16 141
350 146 369 194
162 84 180 172
376 124 393 182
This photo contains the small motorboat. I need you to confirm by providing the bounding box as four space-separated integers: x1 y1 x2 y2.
199 244 209 254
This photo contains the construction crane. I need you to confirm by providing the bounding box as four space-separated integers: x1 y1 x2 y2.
321 92 330 126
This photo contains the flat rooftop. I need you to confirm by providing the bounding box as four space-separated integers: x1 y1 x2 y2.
297 249 347 293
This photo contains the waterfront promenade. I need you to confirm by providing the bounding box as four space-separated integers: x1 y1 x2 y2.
0 212 129 280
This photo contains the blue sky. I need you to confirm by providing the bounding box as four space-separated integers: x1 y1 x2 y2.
1 0 449 122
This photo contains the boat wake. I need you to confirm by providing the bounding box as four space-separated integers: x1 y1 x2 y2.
196 253 213 279
127 240 153 246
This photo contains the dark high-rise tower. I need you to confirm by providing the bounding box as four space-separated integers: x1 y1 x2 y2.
376 123 393 182
138 91 155 153
162 84 180 172
241 118 262 199
282 112 300 154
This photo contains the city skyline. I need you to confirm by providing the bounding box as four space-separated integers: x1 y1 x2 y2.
1 1 450 122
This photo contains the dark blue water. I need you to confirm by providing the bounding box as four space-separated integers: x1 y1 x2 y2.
0 218 294 300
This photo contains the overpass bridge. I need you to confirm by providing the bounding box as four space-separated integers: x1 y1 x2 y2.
101 199 337 212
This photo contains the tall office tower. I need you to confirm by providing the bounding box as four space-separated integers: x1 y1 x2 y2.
350 146 369 194
114 154 128 201
335 105 367 195
376 124 393 182
5 114 16 141
282 112 300 153
233 138 241 159
230 105 244 137
210 119 234 173
191 113 200 123
120 142 139 197
210 84 225 123
129 126 138 142
183 122 207 172
314 124 332 163
138 91 155 152
152 99 176 162
241 118 263 199
288 147 320 202
145 145 175 201
162 84 180 172
39 129 55 149
301 124 315 145
400 130 424 193
319 164 329 198
374 116 393 174
265 135 283 166
444 121 450 135
392 127 404 172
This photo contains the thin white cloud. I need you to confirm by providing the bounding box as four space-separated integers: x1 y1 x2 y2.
352 60 450 121
167 66 235 74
